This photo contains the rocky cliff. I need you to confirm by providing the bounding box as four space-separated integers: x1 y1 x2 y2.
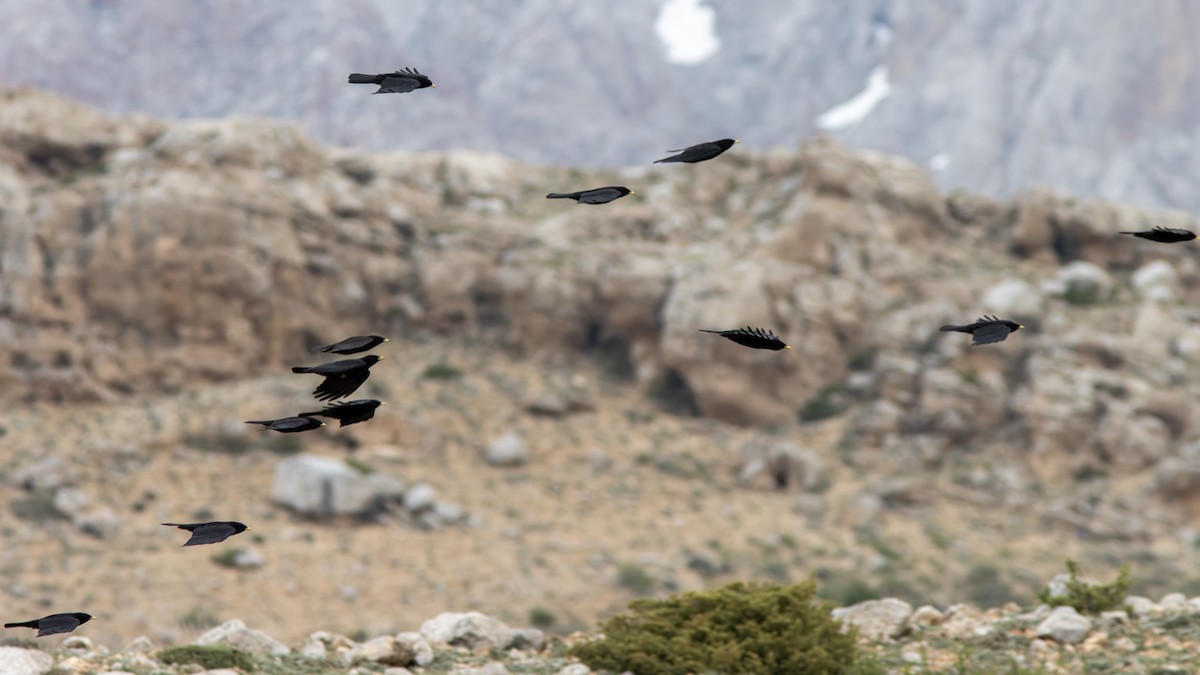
2 1 1198 212
4 87 1200 648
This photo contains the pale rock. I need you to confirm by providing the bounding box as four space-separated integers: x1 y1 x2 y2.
351 635 415 667
272 454 400 518
395 632 434 667
1132 259 1177 301
12 457 75 490
1035 606 1092 644
196 670 240 675
831 598 913 640
1160 592 1188 609
1046 261 1112 304
555 665 591 675
51 656 91 673
450 664 510 675
403 483 437 512
937 604 996 639
74 506 120 538
53 487 90 516
420 611 515 650
61 636 93 651
0 647 51 675
485 432 529 467
982 278 1043 319
384 669 415 675
1123 595 1156 618
195 619 290 655
737 438 826 491
122 636 155 653
227 547 265 569
509 627 546 651
1099 610 1129 626
299 631 356 664
906 605 945 629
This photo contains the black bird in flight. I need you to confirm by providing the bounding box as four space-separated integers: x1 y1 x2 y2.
546 186 634 204
292 355 385 401
654 138 739 164
348 67 435 94
309 335 389 355
699 326 791 351
244 416 325 433
5 613 94 637
1119 226 1196 243
298 399 385 427
162 521 250 547
940 315 1023 346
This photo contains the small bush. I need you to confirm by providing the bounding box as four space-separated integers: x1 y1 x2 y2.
1037 559 1132 614
570 580 860 675
423 362 463 380
799 385 848 423
210 549 242 569
158 645 255 671
617 562 657 595
529 606 557 629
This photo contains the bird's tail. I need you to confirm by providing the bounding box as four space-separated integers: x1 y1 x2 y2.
698 329 724 334
348 73 377 84
939 324 969 333
244 420 272 427
1118 231 1141 235
4 621 38 628
308 345 332 353
291 366 311 373
546 192 580 200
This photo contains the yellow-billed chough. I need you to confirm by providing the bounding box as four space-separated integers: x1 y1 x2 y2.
309 335 389 355
654 138 738 164
348 67 434 94
546 186 634 204
939 315 1023 346
700 326 791 350
162 521 249 547
5 613 94 637
1120 226 1196 243
244 416 325 433
298 399 384 427
292 355 385 401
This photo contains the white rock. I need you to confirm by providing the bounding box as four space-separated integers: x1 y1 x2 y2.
1035 606 1092 644
982 278 1043 318
196 670 240 675
0 646 52 675
229 547 265 569
451 664 510 675
1123 595 1157 618
384 669 416 675
1132 260 1177 301
420 611 515 649
1160 592 1188 608
122 636 155 653
271 454 399 518
61 636 93 651
485 433 529 467
906 605 945 629
53 487 90 515
1048 261 1112 304
831 598 913 640
395 632 434 667
195 619 290 655
351 635 415 667
556 665 591 675
50 656 90 673
403 483 438 512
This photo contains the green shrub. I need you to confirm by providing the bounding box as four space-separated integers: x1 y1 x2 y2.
529 606 557 629
1037 559 1132 614
422 362 463 380
210 549 241 569
570 580 859 675
158 645 255 671
617 562 657 595
799 385 848 423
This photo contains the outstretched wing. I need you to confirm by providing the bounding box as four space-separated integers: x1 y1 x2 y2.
378 74 421 94
313 369 371 401
971 323 1012 346
183 523 238 547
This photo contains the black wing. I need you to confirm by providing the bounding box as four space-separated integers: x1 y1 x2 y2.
183 523 238 547
971 322 1012 346
313 369 371 401
36 615 82 637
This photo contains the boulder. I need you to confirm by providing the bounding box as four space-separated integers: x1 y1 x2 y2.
351 636 415 667
395 632 434 667
1035 606 1092 644
0 647 52 675
271 454 400 518
195 619 290 655
419 611 515 650
831 598 913 640
484 432 529 467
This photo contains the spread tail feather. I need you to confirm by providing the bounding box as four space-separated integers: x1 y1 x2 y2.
348 73 377 84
